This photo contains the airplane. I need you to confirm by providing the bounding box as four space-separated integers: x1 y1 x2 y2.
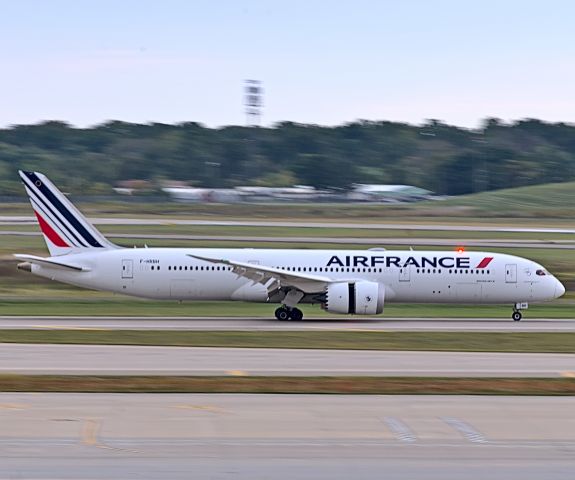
14 170 565 321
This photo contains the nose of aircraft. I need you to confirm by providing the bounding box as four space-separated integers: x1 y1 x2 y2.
555 279 566 298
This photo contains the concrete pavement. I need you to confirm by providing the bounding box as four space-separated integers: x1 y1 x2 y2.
0 394 573 479
1 344 574 376
0 315 574 331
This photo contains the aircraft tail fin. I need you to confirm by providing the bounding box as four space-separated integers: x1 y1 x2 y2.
18 170 119 256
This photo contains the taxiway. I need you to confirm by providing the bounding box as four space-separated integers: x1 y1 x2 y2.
1 344 574 377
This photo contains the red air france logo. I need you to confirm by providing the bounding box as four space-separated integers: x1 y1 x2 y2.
476 257 493 269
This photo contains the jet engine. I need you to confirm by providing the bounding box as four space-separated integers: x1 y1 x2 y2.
324 281 384 315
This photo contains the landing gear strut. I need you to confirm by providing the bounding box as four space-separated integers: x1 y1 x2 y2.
274 306 304 321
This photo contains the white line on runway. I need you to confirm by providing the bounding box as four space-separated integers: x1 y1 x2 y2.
382 417 417 443
441 417 488 443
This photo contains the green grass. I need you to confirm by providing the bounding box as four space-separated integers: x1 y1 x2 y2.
436 181 575 215
1 330 575 353
0 375 573 394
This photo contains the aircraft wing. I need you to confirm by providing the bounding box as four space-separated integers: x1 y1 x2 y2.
188 254 330 293
13 254 88 272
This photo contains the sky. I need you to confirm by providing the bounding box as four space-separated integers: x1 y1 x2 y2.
0 0 574 128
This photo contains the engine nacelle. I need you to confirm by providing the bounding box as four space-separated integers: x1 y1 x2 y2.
324 281 384 315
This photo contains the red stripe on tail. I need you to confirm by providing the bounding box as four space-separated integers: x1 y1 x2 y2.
34 212 70 248
476 257 493 269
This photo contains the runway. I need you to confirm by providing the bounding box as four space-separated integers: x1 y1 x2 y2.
1 344 574 376
0 393 573 479
3 215 575 233
1 315 574 331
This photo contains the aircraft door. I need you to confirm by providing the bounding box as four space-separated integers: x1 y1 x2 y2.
505 264 517 283
399 265 410 282
122 259 134 279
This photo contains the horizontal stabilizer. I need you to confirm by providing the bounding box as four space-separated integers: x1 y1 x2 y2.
13 254 88 272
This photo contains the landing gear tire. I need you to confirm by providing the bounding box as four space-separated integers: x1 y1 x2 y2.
512 311 522 322
275 307 290 321
289 308 304 321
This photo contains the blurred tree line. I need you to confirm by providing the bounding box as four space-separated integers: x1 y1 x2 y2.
1 117 575 196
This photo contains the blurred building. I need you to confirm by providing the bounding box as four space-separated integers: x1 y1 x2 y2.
234 185 321 201
161 187 242 203
348 184 434 202
113 180 154 196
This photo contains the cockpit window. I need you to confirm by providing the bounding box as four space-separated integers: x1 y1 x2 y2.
536 269 547 276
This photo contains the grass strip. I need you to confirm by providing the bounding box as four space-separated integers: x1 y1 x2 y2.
0 375 573 395
1 330 575 353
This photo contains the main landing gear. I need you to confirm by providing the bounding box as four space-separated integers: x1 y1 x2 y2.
274 306 304 321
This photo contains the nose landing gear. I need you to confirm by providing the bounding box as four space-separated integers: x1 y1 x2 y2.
274 306 304 321
512 302 528 321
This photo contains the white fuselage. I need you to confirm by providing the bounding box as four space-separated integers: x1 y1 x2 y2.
29 248 564 307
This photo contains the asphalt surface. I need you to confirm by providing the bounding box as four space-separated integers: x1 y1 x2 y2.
3 230 575 248
0 394 573 480
3 215 575 233
1 344 574 377
1 315 574 331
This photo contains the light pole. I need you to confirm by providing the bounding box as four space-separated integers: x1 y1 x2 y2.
244 80 263 127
